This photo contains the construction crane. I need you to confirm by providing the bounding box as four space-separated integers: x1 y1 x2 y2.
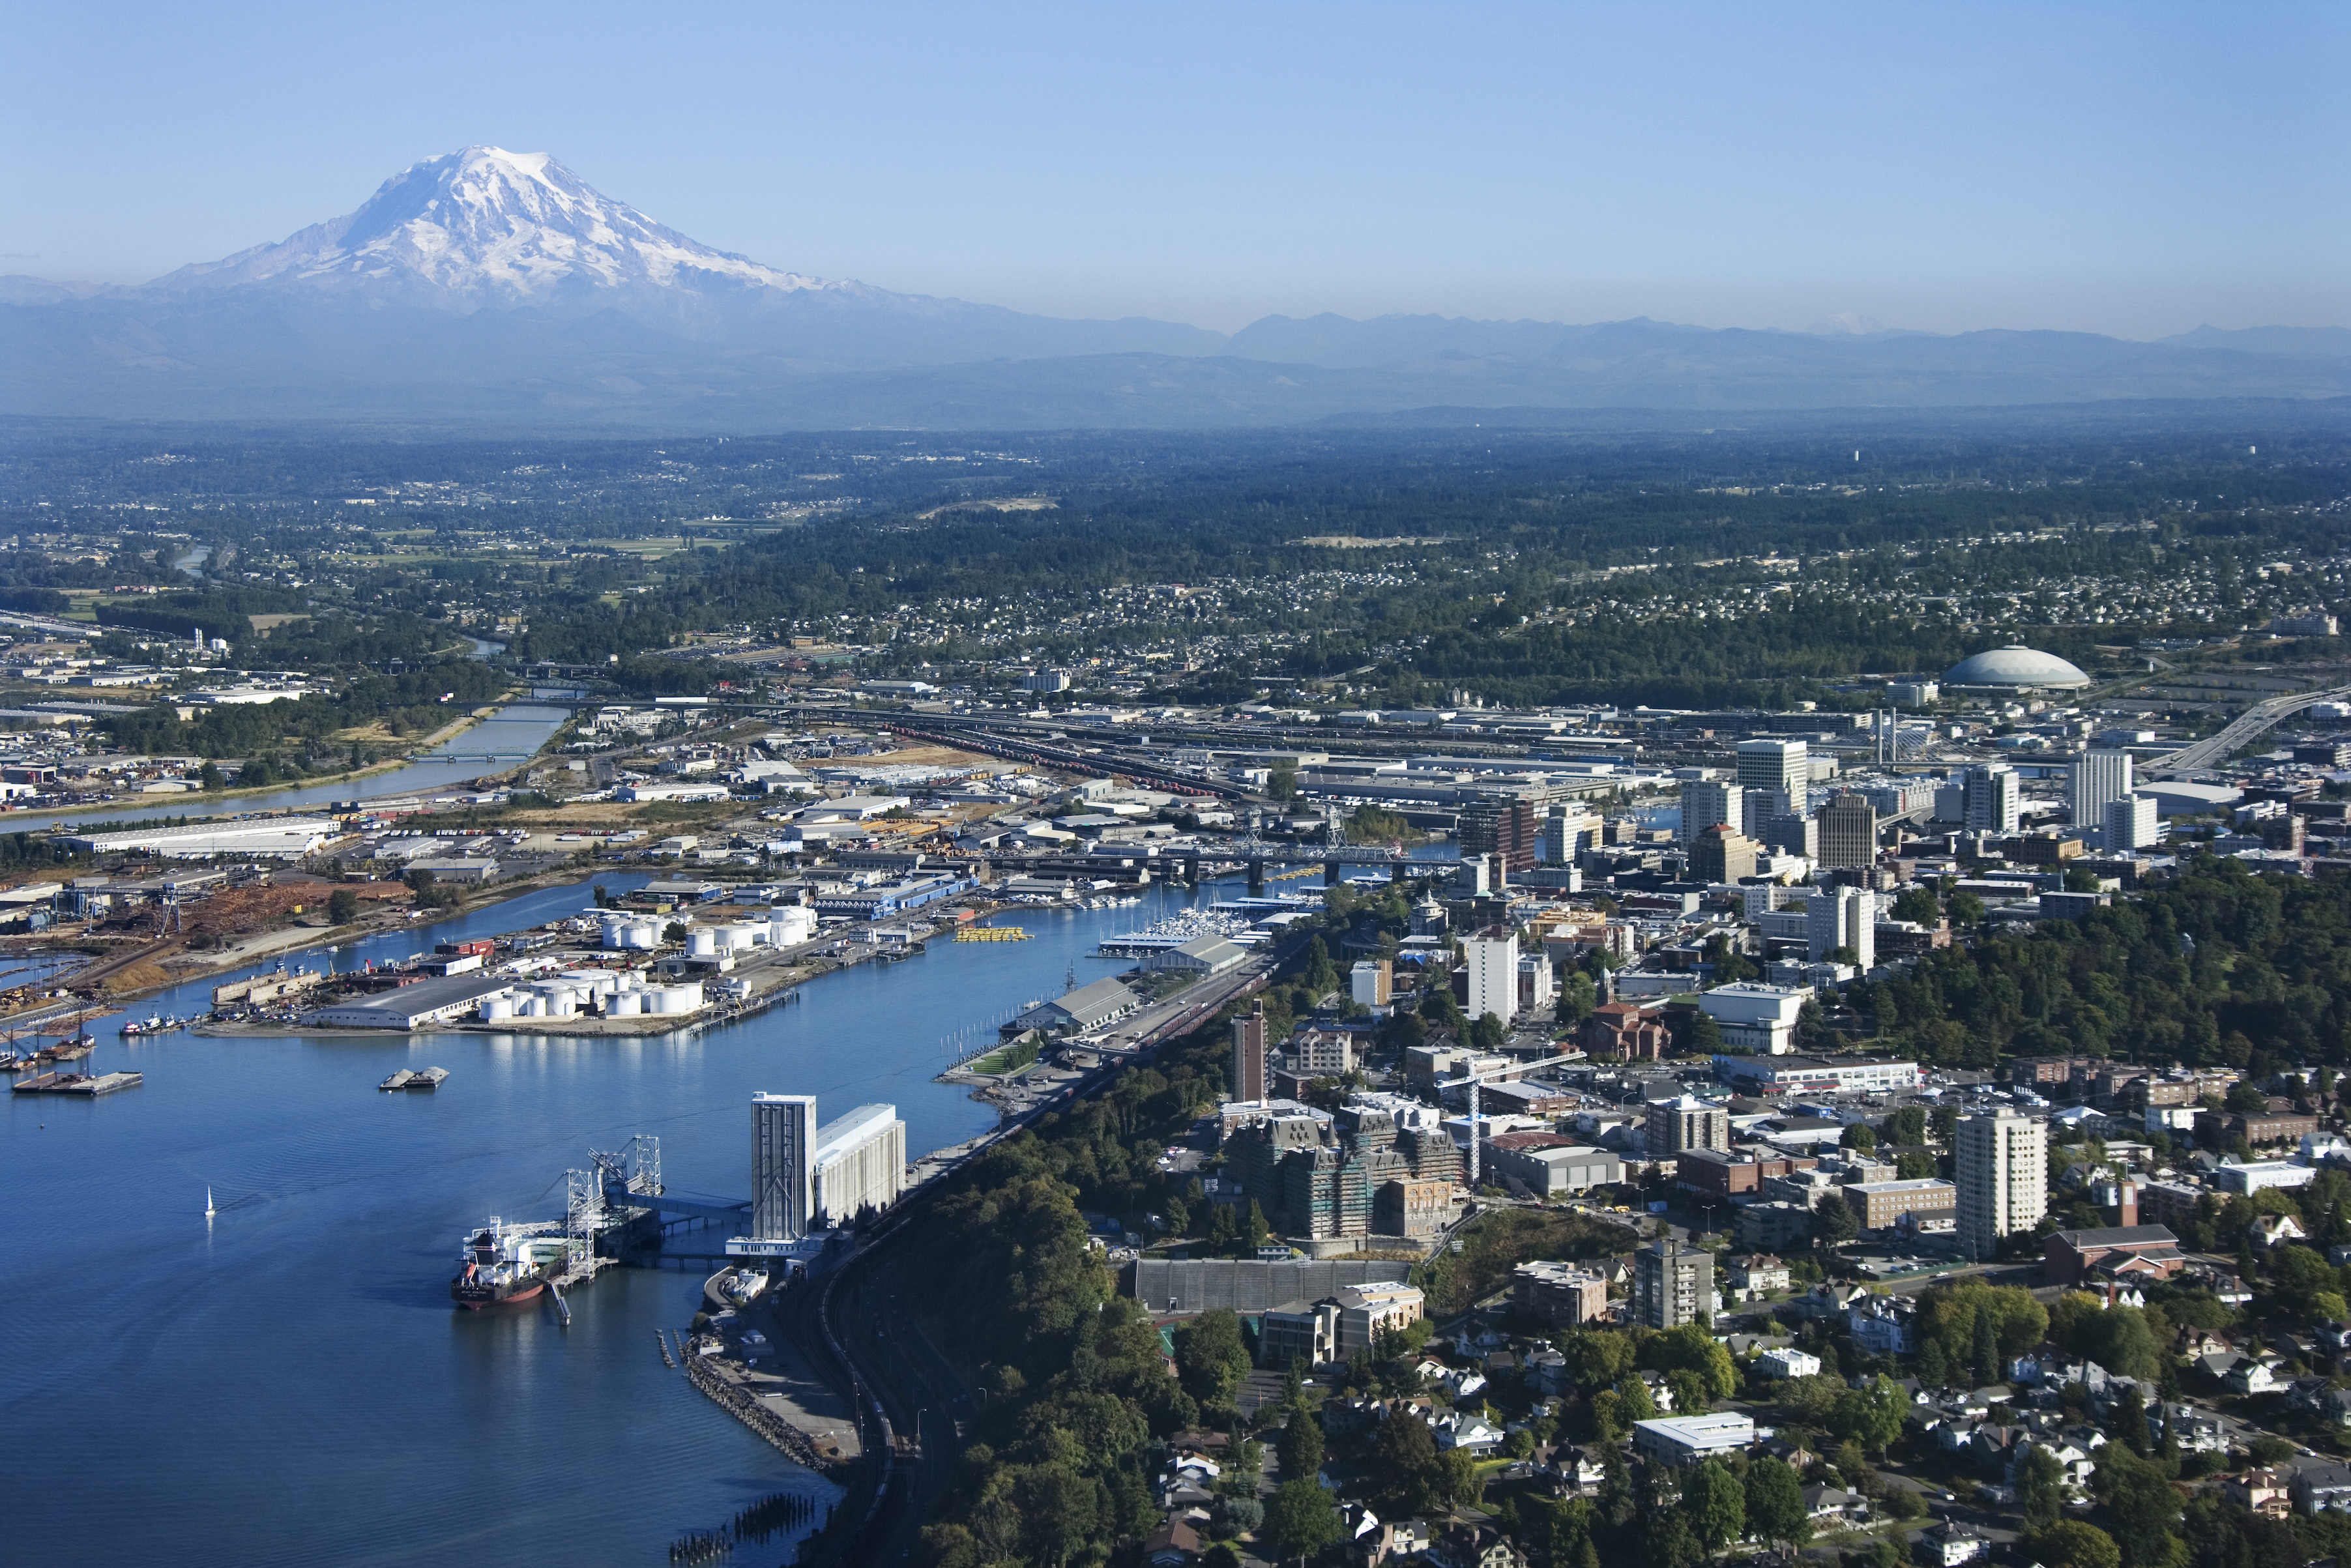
1437 1051 1584 1189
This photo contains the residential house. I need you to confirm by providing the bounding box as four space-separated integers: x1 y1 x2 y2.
1929 1524 1991 1566
1351 1517 1433 1566
1433 1414 1506 1455
1429 1524 1524 1568
1727 1254 1794 1301
2228 1469 2294 1520
1143 1518 1202 1566
1759 1347 1824 1380
2153 1403 2228 1452
2227 1358 2281 1395
2253 1213 2309 1249
1849 1294 1916 1355
2292 1460 2351 1515
1803 1485 1870 1524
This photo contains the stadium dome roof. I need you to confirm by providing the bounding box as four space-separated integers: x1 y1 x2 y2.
1941 646 2092 690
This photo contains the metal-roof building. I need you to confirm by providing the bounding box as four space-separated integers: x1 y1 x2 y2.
304 972 517 1030
1013 977 1142 1033
1142 935 1246 976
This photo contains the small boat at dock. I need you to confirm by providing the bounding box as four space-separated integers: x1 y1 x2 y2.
404 1066 449 1090
379 1069 416 1090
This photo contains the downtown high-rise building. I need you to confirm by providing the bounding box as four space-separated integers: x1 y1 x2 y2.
1540 807 1601 864
1633 1238 1714 1329
2105 794 2159 852
1807 885 1875 970
1679 779 1744 844
1814 791 1877 869
1688 822 1759 884
1460 797 1539 875
1462 927 1519 1026
1957 1107 2047 1260
2070 751 2133 842
1232 1000 1268 1103
1964 764 2022 834
1735 740 1808 838
1645 1095 1730 1161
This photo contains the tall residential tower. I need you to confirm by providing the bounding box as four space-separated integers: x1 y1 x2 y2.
1957 1107 2047 1260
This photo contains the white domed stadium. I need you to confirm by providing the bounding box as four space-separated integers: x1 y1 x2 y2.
1941 646 2093 690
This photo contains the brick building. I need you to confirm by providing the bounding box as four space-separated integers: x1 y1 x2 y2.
2044 1224 2187 1288
1584 1001 1673 1060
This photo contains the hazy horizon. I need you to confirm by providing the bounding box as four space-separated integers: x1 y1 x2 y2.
4 1 2346 341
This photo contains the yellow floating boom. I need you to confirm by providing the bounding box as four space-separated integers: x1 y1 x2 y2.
956 925 1031 942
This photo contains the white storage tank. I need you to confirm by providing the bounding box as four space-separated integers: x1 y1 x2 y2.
600 914 628 950
609 991 641 1017
478 995 515 1021
619 922 658 950
688 928 718 957
768 908 817 946
650 983 705 1015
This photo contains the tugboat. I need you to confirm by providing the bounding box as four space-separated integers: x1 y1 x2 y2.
449 1218 552 1309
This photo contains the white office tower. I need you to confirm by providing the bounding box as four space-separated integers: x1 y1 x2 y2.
810 1103 905 1227
1963 765 2021 834
1679 780 1743 843
2106 793 2160 852
2069 751 2133 839
1462 929 1519 1026
750 1093 817 1243
1736 740 1807 837
1957 1107 2047 1260
1806 886 1875 970
1540 807 1600 864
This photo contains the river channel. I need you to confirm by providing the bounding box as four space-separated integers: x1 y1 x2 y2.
0 870 1292 1567
62 703 576 824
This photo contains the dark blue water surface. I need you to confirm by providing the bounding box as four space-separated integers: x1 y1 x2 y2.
1 873 1237 1567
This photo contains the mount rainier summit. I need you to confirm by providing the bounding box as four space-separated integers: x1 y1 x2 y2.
2 145 2343 429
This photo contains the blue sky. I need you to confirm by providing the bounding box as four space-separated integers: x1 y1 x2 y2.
3 1 2344 337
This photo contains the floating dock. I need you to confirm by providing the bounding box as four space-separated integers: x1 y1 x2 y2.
12 1070 143 1096
954 925 1030 942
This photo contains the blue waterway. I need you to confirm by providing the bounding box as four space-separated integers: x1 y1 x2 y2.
0 871 1256 1567
59 704 574 825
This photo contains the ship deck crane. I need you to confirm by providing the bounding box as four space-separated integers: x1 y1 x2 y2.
1437 1051 1584 1189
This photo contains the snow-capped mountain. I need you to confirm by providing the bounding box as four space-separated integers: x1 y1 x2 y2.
150 145 854 314
3 145 2342 428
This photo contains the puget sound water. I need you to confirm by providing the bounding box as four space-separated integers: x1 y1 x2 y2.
1 871 1289 1566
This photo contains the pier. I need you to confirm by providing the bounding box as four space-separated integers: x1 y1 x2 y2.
11 1069 142 1096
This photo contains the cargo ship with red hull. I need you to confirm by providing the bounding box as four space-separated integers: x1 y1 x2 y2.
450 1218 553 1309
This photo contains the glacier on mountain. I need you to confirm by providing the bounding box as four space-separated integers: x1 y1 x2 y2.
149 145 848 311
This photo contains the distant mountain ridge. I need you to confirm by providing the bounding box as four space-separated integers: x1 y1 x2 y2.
3 145 2346 428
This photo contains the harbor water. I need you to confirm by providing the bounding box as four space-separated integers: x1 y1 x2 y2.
0 871 1270 1567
